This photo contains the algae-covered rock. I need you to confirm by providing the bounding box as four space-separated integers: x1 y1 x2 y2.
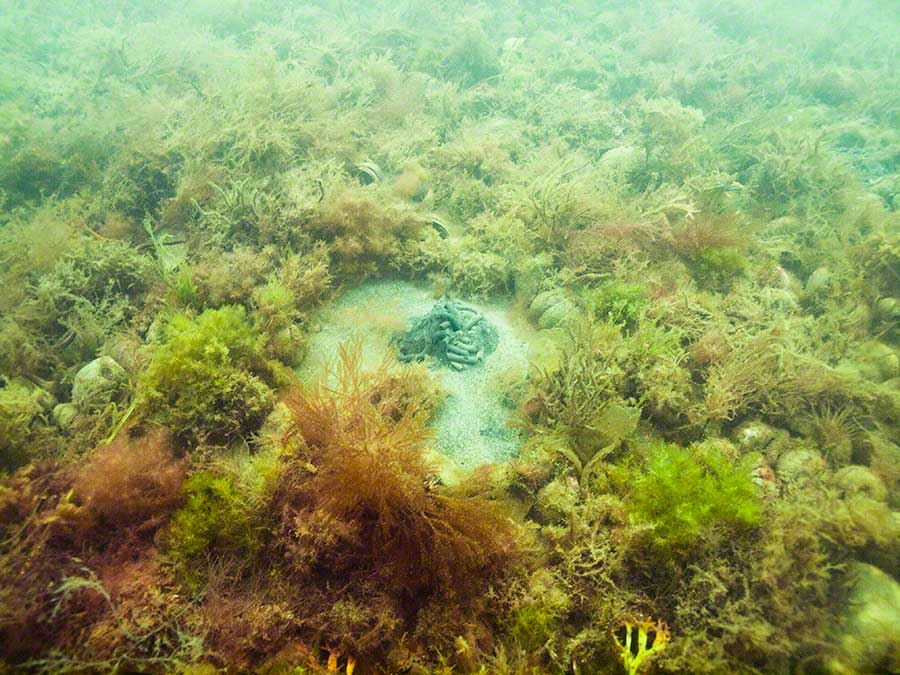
527 328 566 373
867 435 900 503
628 441 761 553
831 494 898 553
597 144 641 178
777 448 828 485
102 333 147 375
267 324 306 368
529 290 566 322
0 380 49 470
734 420 777 453
52 402 78 431
805 266 833 296
529 290 577 329
875 297 900 323
532 475 580 526
833 465 888 502
139 306 274 445
573 400 640 464
537 298 577 329
71 355 128 411
855 342 900 383
828 562 900 674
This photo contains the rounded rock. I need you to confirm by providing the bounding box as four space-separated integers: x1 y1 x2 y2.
777 448 827 485
734 421 776 452
532 475 580 526
805 266 832 295
875 296 900 323
529 290 566 322
828 562 900 674
71 356 128 411
52 402 79 430
597 145 641 177
833 465 887 502
538 298 577 329
859 342 899 383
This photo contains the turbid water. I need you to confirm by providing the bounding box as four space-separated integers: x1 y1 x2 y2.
1 0 899 672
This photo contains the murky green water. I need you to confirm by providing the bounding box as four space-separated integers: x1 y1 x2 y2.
0 2 898 673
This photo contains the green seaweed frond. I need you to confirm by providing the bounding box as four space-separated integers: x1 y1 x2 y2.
612 618 670 675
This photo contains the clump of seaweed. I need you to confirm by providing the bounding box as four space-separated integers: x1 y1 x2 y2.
160 471 265 587
668 211 751 291
627 441 761 557
190 246 275 309
438 23 501 87
807 404 861 466
277 344 521 659
0 459 204 670
313 187 423 279
588 281 648 331
26 238 156 361
855 229 900 299
137 306 274 446
698 329 787 433
0 380 53 472
70 428 185 546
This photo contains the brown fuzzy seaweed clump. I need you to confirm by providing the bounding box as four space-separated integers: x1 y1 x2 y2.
71 428 186 545
274 344 522 660
0 433 194 668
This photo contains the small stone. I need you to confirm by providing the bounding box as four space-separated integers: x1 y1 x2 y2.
71 356 128 411
538 298 577 329
828 562 900 674
833 465 887 502
52 403 78 430
777 448 827 485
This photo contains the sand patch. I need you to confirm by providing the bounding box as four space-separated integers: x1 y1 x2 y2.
298 280 532 472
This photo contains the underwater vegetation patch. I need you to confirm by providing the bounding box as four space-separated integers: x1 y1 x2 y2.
137 306 276 446
628 442 761 555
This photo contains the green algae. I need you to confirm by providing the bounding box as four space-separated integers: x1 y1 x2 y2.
628 442 761 555
138 306 275 446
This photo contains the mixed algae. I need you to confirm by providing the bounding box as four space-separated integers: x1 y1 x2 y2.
0 0 899 673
